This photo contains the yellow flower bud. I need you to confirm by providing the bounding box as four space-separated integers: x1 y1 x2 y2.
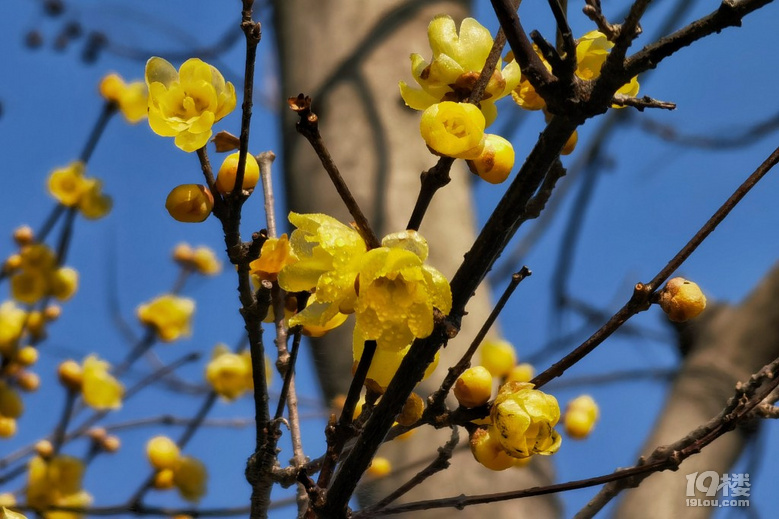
3 254 22 273
491 382 562 458
0 383 23 418
147 436 180 470
101 435 121 453
506 363 535 383
564 395 599 439
136 294 195 342
12 226 34 246
658 277 707 322
0 417 17 438
454 366 493 408
16 346 39 367
165 184 214 223
190 247 221 276
153 469 176 490
44 305 62 321
466 134 515 184
480 339 517 378
16 371 40 392
366 457 392 479
172 243 194 263
58 360 83 391
470 427 516 471
49 267 79 301
397 393 424 426
215 152 260 194
87 427 108 443
35 440 54 459
10 271 47 305
173 456 207 502
420 101 485 159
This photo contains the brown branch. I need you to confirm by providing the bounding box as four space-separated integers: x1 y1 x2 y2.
611 94 676 111
582 0 620 40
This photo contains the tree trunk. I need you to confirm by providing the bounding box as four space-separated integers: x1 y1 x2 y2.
273 1 558 516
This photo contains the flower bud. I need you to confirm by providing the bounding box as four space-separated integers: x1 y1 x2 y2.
480 339 517 378
172 243 194 263
658 277 706 322
35 440 54 458
420 102 485 159
16 346 39 367
102 435 121 453
454 366 492 408
147 436 180 470
49 267 79 301
564 395 599 439
12 226 34 246
58 360 83 391
506 363 535 383
470 427 516 471
215 152 260 194
0 383 23 418
16 371 40 392
153 469 176 490
165 184 214 223
397 393 424 426
466 134 515 184
0 417 17 438
366 457 392 479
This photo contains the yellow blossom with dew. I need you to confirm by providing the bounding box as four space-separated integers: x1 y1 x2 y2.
81 355 124 410
400 15 520 126
296 297 348 338
353 230 451 352
205 344 253 400
250 234 298 283
173 456 207 502
145 57 237 152
353 333 440 391
137 294 195 342
99 73 148 123
27 455 92 519
490 382 562 458
420 101 485 160
0 301 26 356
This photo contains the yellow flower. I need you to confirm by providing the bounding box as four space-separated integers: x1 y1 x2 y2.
10 270 48 305
470 426 517 471
214 152 260 194
353 230 452 352
0 417 17 438
490 382 562 458
564 395 599 439
27 455 93 519
420 102 485 159
250 234 298 283
204 344 253 400
479 339 517 378
48 267 79 302
366 457 392 479
400 15 520 126
81 355 124 410
137 294 195 342
165 184 214 223
19 244 56 271
454 366 493 408
47 162 111 219
189 246 222 276
99 73 148 123
0 301 27 355
173 456 207 502
508 47 551 111
280 213 367 330
353 335 440 391
575 31 639 106
658 277 707 322
466 133 515 184
506 363 534 384
145 57 237 152
146 436 180 470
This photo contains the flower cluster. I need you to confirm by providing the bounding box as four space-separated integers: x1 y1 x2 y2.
99 73 148 124
26 455 92 519
57 356 124 410
136 294 195 342
145 57 236 152
402 17 519 184
6 244 78 305
277 213 451 390
146 436 207 502
47 161 112 220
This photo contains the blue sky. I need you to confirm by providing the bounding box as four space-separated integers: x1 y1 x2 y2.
2 0 779 517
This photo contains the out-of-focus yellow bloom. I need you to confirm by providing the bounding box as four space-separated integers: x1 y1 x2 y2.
47 162 111 219
214 152 260 194
400 15 520 126
16 346 39 366
173 456 207 502
10 270 48 305
506 363 535 383
575 31 639 106
190 246 221 275
366 457 392 479
48 267 79 301
564 394 599 439
99 73 148 123
0 301 26 356
658 277 707 322
17 371 40 392
145 57 236 152
205 344 253 400
147 436 180 470
508 48 551 111
454 366 493 408
0 383 23 418
27 455 92 518
58 360 83 391
0 417 17 438
10 246 80 305
470 427 516 471
137 294 195 342
420 102 485 159
353 230 451 352
466 133 515 184
490 382 562 458
397 393 425 426
81 355 124 410
480 339 517 378
353 335 439 391
250 234 298 283
165 184 214 223
153 469 176 490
